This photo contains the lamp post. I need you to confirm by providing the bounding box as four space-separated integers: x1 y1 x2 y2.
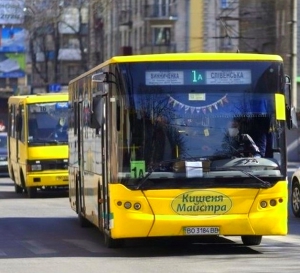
23 5 37 93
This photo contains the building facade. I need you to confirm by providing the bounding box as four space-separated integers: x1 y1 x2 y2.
99 0 240 60
17 0 300 160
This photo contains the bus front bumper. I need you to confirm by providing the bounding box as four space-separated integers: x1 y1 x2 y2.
26 172 68 188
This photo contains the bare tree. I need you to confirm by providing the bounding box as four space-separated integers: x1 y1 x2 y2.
24 0 103 92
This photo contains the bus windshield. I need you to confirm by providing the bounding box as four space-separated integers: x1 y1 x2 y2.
27 101 69 145
115 60 286 189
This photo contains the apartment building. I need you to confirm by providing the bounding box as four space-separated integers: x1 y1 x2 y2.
100 0 239 60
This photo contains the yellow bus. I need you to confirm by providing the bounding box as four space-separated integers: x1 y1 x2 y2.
8 93 69 198
68 53 293 248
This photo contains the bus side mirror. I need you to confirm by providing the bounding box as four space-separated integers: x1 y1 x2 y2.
92 72 108 83
284 75 298 129
90 96 103 129
286 105 298 129
16 114 22 132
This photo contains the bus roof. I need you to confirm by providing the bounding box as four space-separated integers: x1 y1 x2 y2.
69 52 283 84
105 52 283 65
8 92 68 104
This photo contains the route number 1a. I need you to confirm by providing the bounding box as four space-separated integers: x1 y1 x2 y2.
130 161 145 178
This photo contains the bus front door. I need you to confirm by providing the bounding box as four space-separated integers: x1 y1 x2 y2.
77 101 87 225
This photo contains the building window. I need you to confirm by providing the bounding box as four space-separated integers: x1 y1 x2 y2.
220 0 234 9
154 0 173 17
9 78 18 89
153 27 171 45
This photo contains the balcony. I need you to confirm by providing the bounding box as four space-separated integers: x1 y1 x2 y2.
141 43 177 54
119 9 132 28
143 4 178 20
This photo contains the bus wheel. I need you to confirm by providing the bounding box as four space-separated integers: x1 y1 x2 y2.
77 186 92 228
104 231 124 248
291 180 300 217
27 187 37 198
241 235 262 246
14 182 23 194
78 209 91 227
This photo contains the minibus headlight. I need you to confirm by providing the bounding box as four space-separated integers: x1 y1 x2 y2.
30 164 42 171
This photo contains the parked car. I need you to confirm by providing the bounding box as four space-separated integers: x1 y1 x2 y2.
0 132 8 174
291 169 300 217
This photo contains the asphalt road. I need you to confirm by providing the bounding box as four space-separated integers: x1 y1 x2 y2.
0 172 300 273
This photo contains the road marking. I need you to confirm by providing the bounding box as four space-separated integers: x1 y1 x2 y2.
21 240 56 255
64 239 104 253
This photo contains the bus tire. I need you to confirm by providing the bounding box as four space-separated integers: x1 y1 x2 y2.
27 187 37 198
12 168 22 193
10 167 15 182
14 182 23 194
76 179 92 228
104 231 124 248
241 235 262 246
78 205 91 228
20 171 26 192
291 180 300 217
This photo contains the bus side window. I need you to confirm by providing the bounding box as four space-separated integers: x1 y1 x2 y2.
28 119 38 138
16 114 22 134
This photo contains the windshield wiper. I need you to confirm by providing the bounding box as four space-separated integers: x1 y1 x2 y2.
213 167 271 188
135 171 153 190
135 159 176 190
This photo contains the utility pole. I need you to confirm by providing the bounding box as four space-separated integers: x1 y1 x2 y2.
89 0 96 69
291 0 297 109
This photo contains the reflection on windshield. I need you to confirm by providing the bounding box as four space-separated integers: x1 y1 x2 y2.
126 93 278 160
0 135 7 148
28 102 68 144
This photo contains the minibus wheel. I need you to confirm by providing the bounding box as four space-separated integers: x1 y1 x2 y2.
13 169 22 193
27 187 37 198
14 182 23 194
241 235 262 246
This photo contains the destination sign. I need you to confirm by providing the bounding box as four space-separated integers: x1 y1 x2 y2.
206 70 251 85
145 71 184 85
145 70 252 85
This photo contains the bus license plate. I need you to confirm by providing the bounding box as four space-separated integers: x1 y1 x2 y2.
184 227 220 235
56 176 68 181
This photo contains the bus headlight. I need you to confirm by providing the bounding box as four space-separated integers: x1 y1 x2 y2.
30 164 42 171
134 203 141 210
124 202 132 209
260 201 268 208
